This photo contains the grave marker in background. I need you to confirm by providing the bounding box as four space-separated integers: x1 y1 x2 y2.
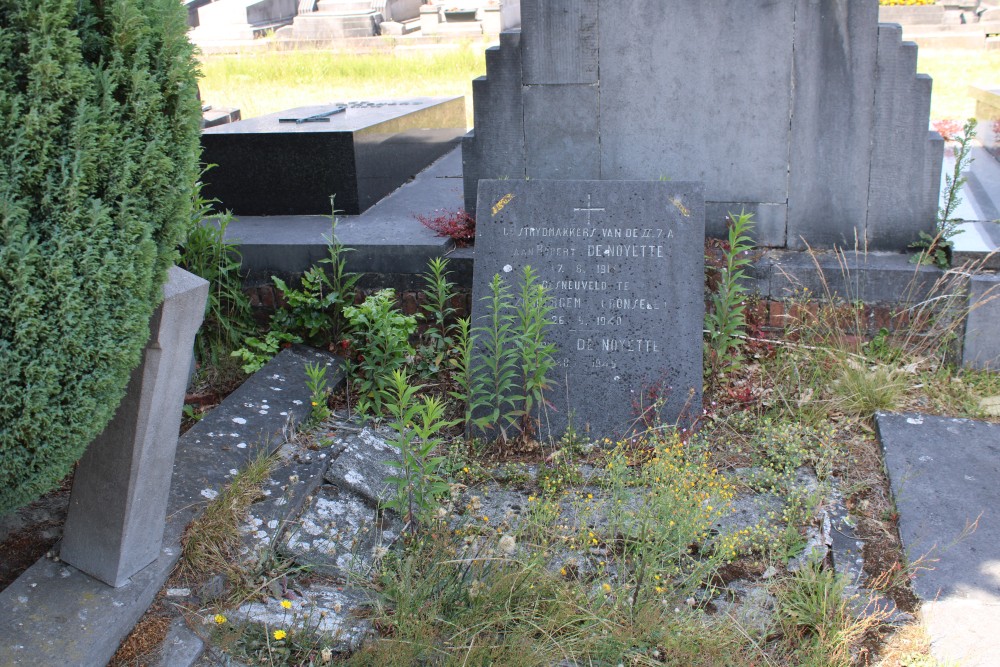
471 180 704 441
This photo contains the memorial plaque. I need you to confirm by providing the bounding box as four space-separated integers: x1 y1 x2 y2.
471 180 705 441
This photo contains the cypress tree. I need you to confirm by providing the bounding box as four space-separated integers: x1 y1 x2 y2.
0 0 202 514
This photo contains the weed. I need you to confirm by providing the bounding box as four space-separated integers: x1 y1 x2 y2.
513 266 557 442
705 211 756 381
469 266 557 448
231 330 302 375
910 118 976 268
270 214 359 347
831 361 906 418
303 362 332 426
178 189 255 369
471 273 521 445
775 560 888 667
343 289 417 416
417 208 477 247
380 369 454 528
416 257 458 380
180 450 277 599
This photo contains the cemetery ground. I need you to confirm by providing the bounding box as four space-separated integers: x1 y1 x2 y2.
3 34 999 667
92 236 999 666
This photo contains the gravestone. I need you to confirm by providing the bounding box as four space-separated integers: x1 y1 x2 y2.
60 267 208 587
463 0 943 252
201 97 466 216
471 180 705 441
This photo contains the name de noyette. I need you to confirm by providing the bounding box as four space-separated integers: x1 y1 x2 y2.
587 244 665 258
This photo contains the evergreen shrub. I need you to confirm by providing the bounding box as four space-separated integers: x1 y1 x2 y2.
0 0 202 514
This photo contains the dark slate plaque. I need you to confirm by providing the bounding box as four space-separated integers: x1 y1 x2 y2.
472 180 705 441
201 97 466 216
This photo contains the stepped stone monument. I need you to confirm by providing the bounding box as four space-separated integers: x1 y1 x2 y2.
463 0 944 251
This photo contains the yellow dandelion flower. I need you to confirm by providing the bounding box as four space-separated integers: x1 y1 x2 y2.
602 583 612 593
214 614 227 625
281 599 292 609
274 629 287 640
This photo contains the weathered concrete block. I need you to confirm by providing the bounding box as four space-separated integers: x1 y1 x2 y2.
462 32 525 213
963 273 1000 370
787 0 879 251
61 267 208 586
521 0 599 85
867 26 938 250
524 84 601 179
598 0 794 207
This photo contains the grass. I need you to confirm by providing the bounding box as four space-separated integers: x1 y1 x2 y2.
918 48 1000 121
197 42 488 126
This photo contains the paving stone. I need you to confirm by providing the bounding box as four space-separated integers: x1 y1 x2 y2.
235 586 373 654
712 582 777 641
877 412 1000 666
281 485 401 578
323 427 402 507
152 616 205 667
237 440 334 564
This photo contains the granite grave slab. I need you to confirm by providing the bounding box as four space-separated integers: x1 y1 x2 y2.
471 180 704 441
201 97 466 216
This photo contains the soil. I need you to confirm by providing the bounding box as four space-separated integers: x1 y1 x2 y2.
0 474 72 591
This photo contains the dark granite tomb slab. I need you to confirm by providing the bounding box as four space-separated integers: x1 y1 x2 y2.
201 97 466 216
471 180 705 441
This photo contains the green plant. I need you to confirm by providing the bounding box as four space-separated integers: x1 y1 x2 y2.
775 560 887 667
0 0 203 514
231 330 302 375
303 362 332 426
380 369 453 528
416 257 458 380
911 118 977 268
270 215 358 347
178 194 255 367
344 289 417 416
471 273 522 445
466 266 557 448
513 266 557 441
180 450 278 598
831 360 906 418
705 211 756 381
449 316 492 446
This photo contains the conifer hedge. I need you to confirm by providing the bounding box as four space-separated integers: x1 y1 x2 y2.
0 0 202 514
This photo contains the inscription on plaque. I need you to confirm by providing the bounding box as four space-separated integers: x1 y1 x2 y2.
471 180 706 441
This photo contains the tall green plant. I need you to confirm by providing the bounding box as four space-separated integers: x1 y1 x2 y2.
344 289 417 416
467 267 556 447
381 369 453 528
472 273 522 445
911 118 977 269
0 0 202 514
704 211 756 381
514 266 557 440
270 215 359 347
416 257 457 379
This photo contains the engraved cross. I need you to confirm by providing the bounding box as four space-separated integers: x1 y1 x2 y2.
573 194 606 224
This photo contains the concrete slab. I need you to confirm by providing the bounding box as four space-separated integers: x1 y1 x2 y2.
876 412 1000 667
